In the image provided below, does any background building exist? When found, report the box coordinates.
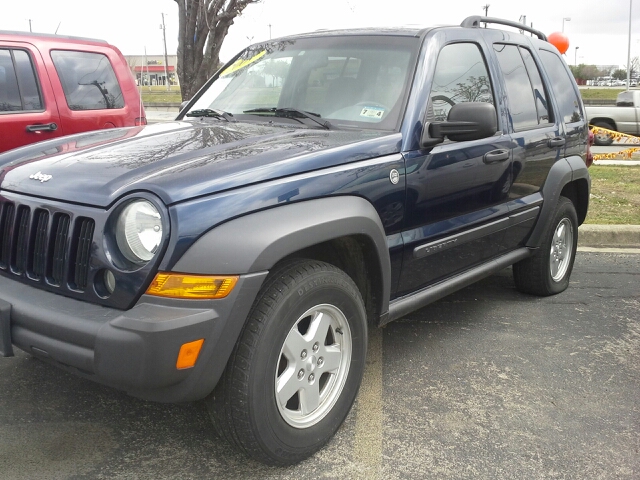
[124,55,178,87]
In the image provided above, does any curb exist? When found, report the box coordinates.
[578,224,640,248]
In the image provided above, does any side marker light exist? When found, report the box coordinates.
[176,339,204,369]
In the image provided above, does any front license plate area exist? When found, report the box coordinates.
[0,299,14,357]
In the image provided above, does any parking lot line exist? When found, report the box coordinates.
[352,325,384,478]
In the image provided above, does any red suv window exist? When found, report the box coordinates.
[51,50,124,110]
[0,49,43,112]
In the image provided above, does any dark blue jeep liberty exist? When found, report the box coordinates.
[0,17,591,465]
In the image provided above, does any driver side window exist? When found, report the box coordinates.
[428,43,494,122]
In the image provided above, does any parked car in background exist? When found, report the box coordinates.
[586,90,640,145]
[0,31,145,153]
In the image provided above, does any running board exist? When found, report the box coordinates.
[384,248,531,325]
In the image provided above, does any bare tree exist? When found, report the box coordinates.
[174,0,260,101]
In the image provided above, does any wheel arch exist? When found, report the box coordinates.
[526,156,590,248]
[560,177,590,225]
[589,117,617,130]
[172,196,392,323]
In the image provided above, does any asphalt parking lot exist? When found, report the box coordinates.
[0,250,638,479]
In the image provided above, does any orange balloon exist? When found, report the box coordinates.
[548,32,570,54]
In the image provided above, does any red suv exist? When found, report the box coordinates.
[0,31,145,153]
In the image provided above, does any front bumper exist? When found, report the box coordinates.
[0,272,267,402]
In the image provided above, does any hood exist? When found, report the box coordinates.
[0,120,401,207]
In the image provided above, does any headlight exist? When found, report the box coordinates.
[115,200,163,263]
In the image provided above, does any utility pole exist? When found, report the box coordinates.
[28,19,32,32]
[626,0,632,91]
[482,4,490,16]
[161,13,170,91]
[518,15,526,34]
[268,24,272,40]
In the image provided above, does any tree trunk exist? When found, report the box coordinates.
[174,0,260,101]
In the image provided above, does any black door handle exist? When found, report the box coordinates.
[547,137,565,147]
[483,149,510,164]
[26,123,58,133]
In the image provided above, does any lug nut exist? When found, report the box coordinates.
[312,342,319,352]
[317,357,324,367]
[298,369,305,380]
[301,349,307,359]
[308,374,315,382]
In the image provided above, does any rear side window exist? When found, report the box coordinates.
[538,49,583,124]
[0,49,43,112]
[493,44,541,131]
[519,47,550,124]
[51,50,124,110]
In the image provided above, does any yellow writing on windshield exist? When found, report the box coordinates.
[220,50,267,77]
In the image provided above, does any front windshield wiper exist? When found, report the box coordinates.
[185,108,235,122]
[243,107,331,130]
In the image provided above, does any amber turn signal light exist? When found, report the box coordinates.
[176,339,204,369]
[146,273,238,299]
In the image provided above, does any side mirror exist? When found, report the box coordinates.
[421,102,497,147]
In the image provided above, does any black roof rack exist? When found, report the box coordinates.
[460,16,547,41]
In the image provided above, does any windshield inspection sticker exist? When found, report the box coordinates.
[360,106,385,119]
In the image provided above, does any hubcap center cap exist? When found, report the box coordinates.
[305,355,317,373]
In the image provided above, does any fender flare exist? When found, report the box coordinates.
[526,156,590,248]
[172,196,392,316]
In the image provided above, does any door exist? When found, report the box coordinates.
[0,46,62,153]
[46,49,129,134]
[398,42,514,295]
[489,43,565,248]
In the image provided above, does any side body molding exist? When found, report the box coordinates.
[172,196,393,317]
[525,156,590,248]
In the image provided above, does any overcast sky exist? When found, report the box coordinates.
[1,0,639,68]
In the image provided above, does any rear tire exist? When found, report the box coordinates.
[513,197,578,296]
[207,260,367,465]
[592,121,615,146]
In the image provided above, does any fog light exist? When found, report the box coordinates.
[104,270,116,294]
[176,339,204,369]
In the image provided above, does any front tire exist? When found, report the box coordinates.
[207,260,367,465]
[513,197,578,296]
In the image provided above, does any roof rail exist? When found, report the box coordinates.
[460,16,547,41]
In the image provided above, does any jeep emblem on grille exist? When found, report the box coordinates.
[29,171,52,183]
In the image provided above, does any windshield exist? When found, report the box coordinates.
[186,35,419,130]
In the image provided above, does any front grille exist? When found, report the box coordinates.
[0,200,95,291]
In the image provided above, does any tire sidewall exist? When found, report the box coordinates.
[246,267,367,462]
[542,198,578,294]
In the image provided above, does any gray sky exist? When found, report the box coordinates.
[1,0,639,68]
